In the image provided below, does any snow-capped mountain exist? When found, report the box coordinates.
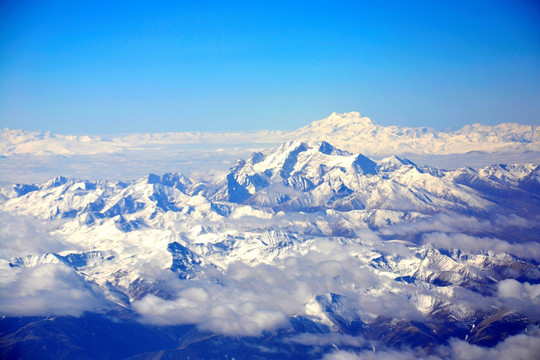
[215,140,539,216]
[1,139,539,359]
[291,111,540,156]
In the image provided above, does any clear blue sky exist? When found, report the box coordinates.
[1,0,539,134]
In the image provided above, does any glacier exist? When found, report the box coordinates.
[1,114,540,359]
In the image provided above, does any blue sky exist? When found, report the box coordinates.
[1,0,539,134]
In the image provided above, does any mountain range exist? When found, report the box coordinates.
[1,113,540,359]
[2,112,539,157]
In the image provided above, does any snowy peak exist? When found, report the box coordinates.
[318,141,336,155]
[214,141,390,207]
[227,140,403,188]
[238,140,353,182]
[144,172,192,193]
[43,176,69,189]
[294,112,378,137]
[314,111,378,130]
[352,154,377,175]
[317,141,351,156]
[222,141,363,190]
[377,155,416,172]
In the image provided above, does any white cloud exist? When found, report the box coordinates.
[445,326,540,360]
[498,279,540,318]
[0,128,287,184]
[0,263,106,317]
[323,348,437,360]
[384,213,490,236]
[383,213,540,261]
[0,128,289,157]
[133,285,290,336]
[323,327,540,360]
[0,211,70,258]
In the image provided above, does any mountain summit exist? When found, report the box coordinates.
[296,111,379,134]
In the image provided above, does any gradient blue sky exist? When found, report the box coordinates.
[1,0,539,134]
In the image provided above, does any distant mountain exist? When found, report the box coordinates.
[291,111,540,156]
[1,112,539,158]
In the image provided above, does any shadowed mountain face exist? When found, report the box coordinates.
[1,140,540,359]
